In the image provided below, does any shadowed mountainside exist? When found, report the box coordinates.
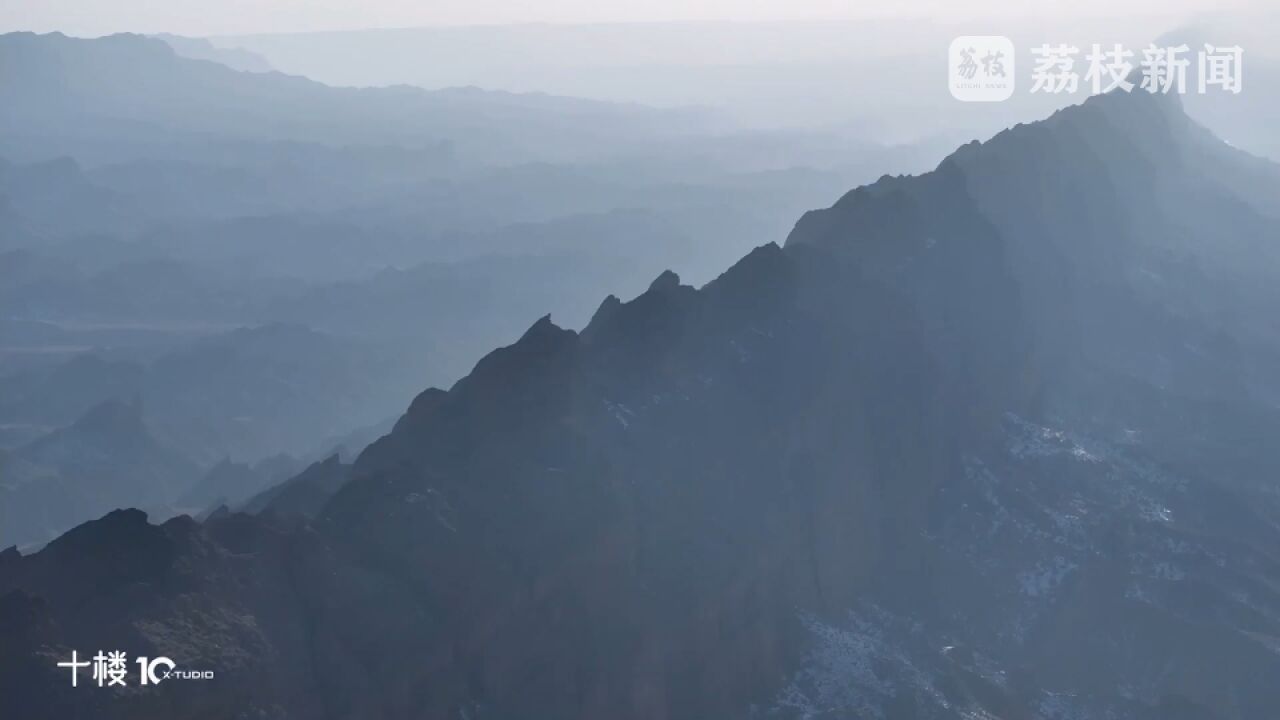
[2,88,1280,719]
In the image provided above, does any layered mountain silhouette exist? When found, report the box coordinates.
[1,34,899,508]
[3,87,1280,719]
[238,453,351,520]
[0,31,709,167]
[0,324,418,464]
[178,453,302,514]
[154,34,275,74]
[0,398,199,550]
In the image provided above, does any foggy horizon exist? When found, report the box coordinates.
[4,0,1274,38]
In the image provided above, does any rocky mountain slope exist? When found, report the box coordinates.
[2,88,1279,719]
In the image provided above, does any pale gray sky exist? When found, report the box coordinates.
[0,0,1266,37]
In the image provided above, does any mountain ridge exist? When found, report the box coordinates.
[4,87,1280,719]
[0,31,713,166]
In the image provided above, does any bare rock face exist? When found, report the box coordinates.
[4,89,1280,719]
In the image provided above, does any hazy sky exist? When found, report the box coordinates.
[0,0,1265,37]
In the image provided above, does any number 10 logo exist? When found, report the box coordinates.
[135,656,176,685]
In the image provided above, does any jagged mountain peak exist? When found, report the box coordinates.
[953,82,1195,168]
[448,311,578,401]
[647,268,682,293]
[516,313,571,345]
[583,294,624,335]
[402,387,450,421]
[790,86,1199,255]
[239,453,350,520]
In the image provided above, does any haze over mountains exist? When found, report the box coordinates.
[0,30,935,547]
[4,48,1280,719]
[205,16,1280,160]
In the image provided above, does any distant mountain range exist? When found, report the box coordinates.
[0,30,930,554]
[0,31,716,167]
[209,17,1280,162]
[153,34,274,74]
[0,322,421,548]
[3,83,1279,719]
[0,397,199,551]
